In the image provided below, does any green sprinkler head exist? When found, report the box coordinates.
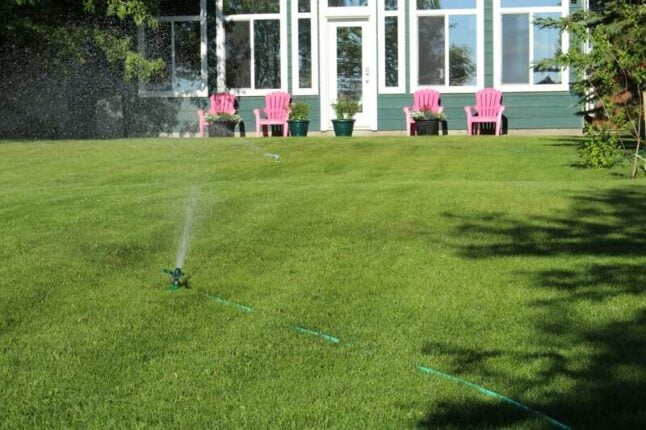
[162,267,187,290]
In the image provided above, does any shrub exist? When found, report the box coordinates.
[289,102,311,121]
[579,124,624,168]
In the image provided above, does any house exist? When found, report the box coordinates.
[136,0,586,136]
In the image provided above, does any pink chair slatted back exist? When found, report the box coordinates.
[264,91,291,121]
[209,92,237,114]
[475,88,502,117]
[413,89,441,113]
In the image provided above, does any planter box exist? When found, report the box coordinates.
[208,121,236,137]
[415,119,440,136]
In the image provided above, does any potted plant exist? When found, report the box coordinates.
[410,106,446,136]
[206,112,241,137]
[287,101,312,137]
[331,97,361,137]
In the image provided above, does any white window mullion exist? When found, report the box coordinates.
[444,15,449,87]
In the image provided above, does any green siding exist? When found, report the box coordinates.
[168,0,583,136]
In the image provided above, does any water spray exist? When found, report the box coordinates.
[162,187,199,290]
[265,153,281,162]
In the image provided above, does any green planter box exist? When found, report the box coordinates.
[208,121,236,137]
[415,119,440,136]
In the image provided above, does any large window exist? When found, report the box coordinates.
[217,0,287,95]
[411,0,483,92]
[291,0,319,95]
[378,0,405,93]
[139,0,207,97]
[494,0,568,90]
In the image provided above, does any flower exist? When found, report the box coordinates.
[411,106,446,121]
[206,112,241,123]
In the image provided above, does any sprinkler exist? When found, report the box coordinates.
[162,267,189,290]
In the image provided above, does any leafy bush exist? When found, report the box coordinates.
[579,124,624,168]
[332,97,361,120]
[288,102,311,120]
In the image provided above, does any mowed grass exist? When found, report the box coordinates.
[1,136,645,429]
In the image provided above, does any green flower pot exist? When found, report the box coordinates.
[288,120,310,137]
[331,119,355,137]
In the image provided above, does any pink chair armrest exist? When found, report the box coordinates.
[464,106,475,119]
[253,108,263,121]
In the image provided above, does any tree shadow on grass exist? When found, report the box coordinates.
[417,187,646,429]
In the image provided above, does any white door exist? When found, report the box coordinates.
[324,19,377,131]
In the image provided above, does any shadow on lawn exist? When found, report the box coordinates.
[418,187,646,429]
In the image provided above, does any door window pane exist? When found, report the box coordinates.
[384,17,399,87]
[225,21,251,88]
[501,14,529,84]
[418,16,445,85]
[533,12,561,84]
[254,20,281,89]
[448,15,477,86]
[298,19,312,88]
[336,26,363,104]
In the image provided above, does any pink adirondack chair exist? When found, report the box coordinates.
[197,92,237,138]
[403,89,443,136]
[253,91,291,137]
[464,88,505,136]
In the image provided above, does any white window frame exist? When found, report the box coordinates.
[291,0,319,95]
[216,0,288,96]
[138,0,208,97]
[378,0,405,93]
[493,0,569,92]
[409,0,484,94]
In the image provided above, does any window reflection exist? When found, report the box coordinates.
[418,16,445,85]
[254,20,281,88]
[328,0,368,7]
[336,26,363,104]
[298,19,312,88]
[384,17,399,87]
[225,21,251,89]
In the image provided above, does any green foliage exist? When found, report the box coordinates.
[535,1,646,174]
[288,101,311,121]
[579,124,624,168]
[332,97,362,120]
[410,105,446,121]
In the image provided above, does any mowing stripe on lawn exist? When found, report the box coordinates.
[417,365,571,430]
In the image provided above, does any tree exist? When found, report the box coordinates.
[535,0,646,176]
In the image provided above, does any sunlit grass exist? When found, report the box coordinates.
[0,136,644,429]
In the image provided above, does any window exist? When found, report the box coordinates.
[217,0,287,95]
[292,0,319,95]
[328,0,368,6]
[139,0,207,97]
[379,0,405,93]
[410,0,483,92]
[494,0,568,90]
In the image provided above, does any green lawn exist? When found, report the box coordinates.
[1,136,645,429]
